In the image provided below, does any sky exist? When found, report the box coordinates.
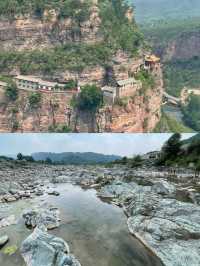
[0,133,195,157]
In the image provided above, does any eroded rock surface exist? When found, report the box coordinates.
[23,207,60,230]
[97,173,200,266]
[21,227,81,266]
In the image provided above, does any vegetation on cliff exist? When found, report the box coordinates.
[0,0,143,75]
[135,68,155,91]
[182,94,200,131]
[153,110,193,133]
[5,82,18,101]
[138,16,200,98]
[163,56,200,97]
[157,133,182,166]
[0,0,91,20]
[157,133,200,169]
[28,92,42,109]
[72,84,103,112]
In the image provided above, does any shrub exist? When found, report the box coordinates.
[28,92,42,108]
[64,80,77,90]
[5,82,18,101]
[75,84,103,112]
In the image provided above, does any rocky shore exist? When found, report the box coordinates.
[0,159,200,266]
[95,168,200,266]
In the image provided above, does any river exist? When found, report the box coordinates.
[0,183,163,266]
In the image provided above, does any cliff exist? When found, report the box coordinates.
[161,30,200,61]
[0,6,101,51]
[0,63,163,133]
[0,0,164,133]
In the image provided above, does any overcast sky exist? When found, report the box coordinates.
[0,133,195,157]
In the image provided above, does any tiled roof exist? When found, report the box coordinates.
[15,75,65,87]
[117,78,136,86]
[145,55,160,63]
[0,81,7,87]
[102,86,116,93]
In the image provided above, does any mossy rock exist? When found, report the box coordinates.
[2,245,18,255]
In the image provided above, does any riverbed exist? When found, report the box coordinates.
[0,183,163,266]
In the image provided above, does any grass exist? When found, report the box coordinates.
[153,112,194,133]
[2,245,18,255]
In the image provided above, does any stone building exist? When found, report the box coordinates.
[14,75,65,91]
[144,55,160,71]
[102,78,141,104]
[142,151,160,160]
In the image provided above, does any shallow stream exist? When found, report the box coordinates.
[0,183,163,266]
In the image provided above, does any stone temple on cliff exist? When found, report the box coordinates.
[102,78,142,104]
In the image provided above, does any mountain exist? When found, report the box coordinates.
[32,152,121,164]
[0,0,164,133]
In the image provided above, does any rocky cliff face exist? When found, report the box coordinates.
[0,7,101,51]
[0,60,163,133]
[155,30,200,61]
[0,88,75,132]
[0,2,164,133]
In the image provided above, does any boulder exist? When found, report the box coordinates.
[3,194,17,202]
[35,190,44,196]
[21,227,81,266]
[152,181,176,196]
[23,208,60,230]
[0,215,17,228]
[47,190,60,196]
[0,235,9,248]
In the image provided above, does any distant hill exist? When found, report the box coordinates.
[132,0,200,23]
[32,152,121,165]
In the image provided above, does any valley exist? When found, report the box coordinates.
[1,133,200,265]
[133,0,200,132]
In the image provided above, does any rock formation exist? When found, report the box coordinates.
[0,1,164,132]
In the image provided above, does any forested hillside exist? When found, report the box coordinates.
[132,0,200,23]
[32,152,121,164]
[0,0,143,75]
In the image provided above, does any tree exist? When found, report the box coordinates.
[28,92,42,108]
[64,80,77,90]
[33,0,45,18]
[24,155,34,162]
[182,95,200,131]
[130,155,143,168]
[75,84,103,112]
[17,153,23,160]
[45,157,52,164]
[158,133,181,165]
[5,82,18,101]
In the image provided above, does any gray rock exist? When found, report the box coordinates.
[35,190,44,196]
[3,194,17,202]
[23,208,60,230]
[0,235,9,248]
[21,227,81,266]
[127,198,200,266]
[47,190,60,196]
[99,177,200,266]
[152,181,176,196]
[0,215,17,228]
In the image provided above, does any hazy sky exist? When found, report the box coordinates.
[0,133,195,157]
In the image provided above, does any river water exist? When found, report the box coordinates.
[0,183,163,266]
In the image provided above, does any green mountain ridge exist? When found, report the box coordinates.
[32,152,121,164]
[132,0,200,23]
